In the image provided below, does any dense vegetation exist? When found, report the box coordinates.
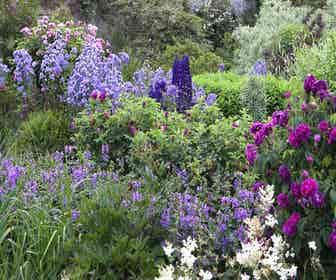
[0,0,336,279]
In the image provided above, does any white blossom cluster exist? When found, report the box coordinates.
[234,185,297,280]
[155,237,213,280]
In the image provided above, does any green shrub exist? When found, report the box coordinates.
[69,182,163,279]
[151,40,223,75]
[293,30,336,90]
[13,110,71,154]
[193,72,291,117]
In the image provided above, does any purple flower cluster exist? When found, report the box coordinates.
[39,35,70,92]
[13,49,35,96]
[245,144,257,165]
[304,74,330,101]
[67,42,127,107]
[288,123,311,148]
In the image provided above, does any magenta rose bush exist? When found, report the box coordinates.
[245,74,336,277]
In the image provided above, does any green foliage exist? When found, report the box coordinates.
[85,0,205,56]
[293,30,336,90]
[0,0,40,60]
[152,39,223,75]
[233,0,309,74]
[68,182,163,279]
[13,110,71,154]
[193,72,290,117]
[241,77,267,121]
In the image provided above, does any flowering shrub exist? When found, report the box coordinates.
[245,74,336,277]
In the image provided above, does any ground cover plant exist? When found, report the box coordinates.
[0,1,336,279]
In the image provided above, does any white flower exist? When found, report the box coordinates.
[265,214,278,228]
[182,236,197,252]
[163,241,175,257]
[155,265,174,280]
[308,241,317,251]
[180,247,197,269]
[199,270,213,280]
[177,276,192,280]
[258,185,275,211]
[241,273,250,280]
[236,240,263,267]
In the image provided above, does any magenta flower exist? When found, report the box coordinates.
[290,182,301,198]
[300,178,319,197]
[90,90,98,100]
[282,212,301,237]
[304,74,317,93]
[312,191,325,208]
[318,120,329,132]
[314,134,321,143]
[245,144,257,165]
[306,155,313,164]
[277,193,289,208]
[312,79,328,94]
[328,232,336,252]
[283,91,291,99]
[328,127,336,144]
[98,91,106,102]
[279,165,291,182]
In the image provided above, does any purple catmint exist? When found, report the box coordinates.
[160,208,170,229]
[71,210,80,221]
[218,63,225,72]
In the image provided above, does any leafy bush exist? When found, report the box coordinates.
[294,30,336,90]
[151,40,223,75]
[13,110,71,154]
[193,72,291,117]
[69,181,164,279]
[233,0,309,74]
[244,75,336,277]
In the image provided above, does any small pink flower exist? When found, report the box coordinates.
[283,91,292,99]
[306,155,314,164]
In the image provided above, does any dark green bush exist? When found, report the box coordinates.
[14,110,71,154]
[193,72,291,117]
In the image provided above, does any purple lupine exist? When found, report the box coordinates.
[279,165,291,182]
[245,144,257,165]
[172,56,193,112]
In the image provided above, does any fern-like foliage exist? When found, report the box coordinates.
[240,76,267,121]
